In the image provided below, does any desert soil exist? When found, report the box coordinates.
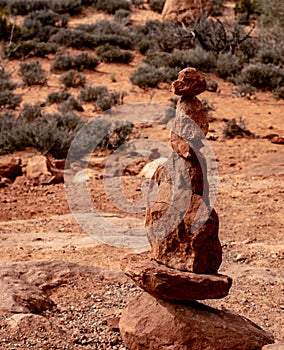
[0,3,283,349]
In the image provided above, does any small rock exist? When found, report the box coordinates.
[171,67,207,96]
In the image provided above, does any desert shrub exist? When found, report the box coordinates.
[7,0,83,15]
[142,48,216,74]
[50,0,82,15]
[50,29,97,49]
[254,0,284,30]
[0,69,18,92]
[96,44,134,63]
[273,86,284,100]
[57,96,84,113]
[76,20,133,50]
[73,52,100,71]
[114,9,130,25]
[216,52,242,78]
[19,103,42,121]
[193,17,254,55]
[234,0,256,22]
[130,64,166,89]
[59,70,86,88]
[0,112,17,154]
[201,98,216,114]
[236,63,284,92]
[3,41,58,59]
[129,20,194,53]
[18,61,47,86]
[79,85,108,103]
[8,0,49,15]
[254,33,284,66]
[211,0,225,16]
[51,54,73,71]
[0,91,22,109]
[93,0,130,14]
[149,0,165,13]
[0,7,15,41]
[223,117,254,139]
[46,91,71,105]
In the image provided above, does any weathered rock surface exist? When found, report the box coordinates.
[171,67,207,97]
[162,0,213,25]
[262,343,284,349]
[0,259,127,313]
[7,313,66,335]
[0,157,22,181]
[173,96,209,138]
[121,252,232,301]
[120,292,274,350]
[0,279,54,313]
[146,187,221,273]
[25,155,54,185]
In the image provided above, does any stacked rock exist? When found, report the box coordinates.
[119,68,274,350]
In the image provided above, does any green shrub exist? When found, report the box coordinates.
[18,61,47,86]
[0,91,22,109]
[216,52,242,78]
[130,64,166,89]
[51,54,73,71]
[0,69,18,91]
[129,20,194,53]
[149,0,165,13]
[4,41,58,59]
[79,85,108,103]
[93,0,131,14]
[211,0,225,16]
[58,96,84,113]
[46,91,71,105]
[59,70,86,88]
[236,63,284,91]
[73,52,100,71]
[223,117,254,139]
[96,44,134,63]
[114,9,130,25]
[76,20,133,50]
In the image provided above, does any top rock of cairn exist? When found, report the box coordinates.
[171,67,207,97]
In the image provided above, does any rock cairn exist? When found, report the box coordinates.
[119,68,274,349]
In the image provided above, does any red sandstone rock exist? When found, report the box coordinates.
[171,68,207,97]
[146,181,221,273]
[121,252,231,301]
[0,157,22,181]
[119,292,274,350]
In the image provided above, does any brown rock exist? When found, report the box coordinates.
[262,343,284,349]
[0,279,54,313]
[0,157,22,181]
[146,175,221,273]
[121,252,232,301]
[171,68,207,97]
[162,0,213,25]
[7,313,66,335]
[173,96,209,137]
[271,136,284,144]
[25,155,54,185]
[119,292,274,350]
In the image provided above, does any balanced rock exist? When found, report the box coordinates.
[120,292,274,350]
[171,67,207,97]
[121,252,232,301]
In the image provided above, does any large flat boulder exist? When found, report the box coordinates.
[120,292,274,350]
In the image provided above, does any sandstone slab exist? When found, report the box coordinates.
[121,252,232,301]
[119,292,274,350]
[262,342,284,349]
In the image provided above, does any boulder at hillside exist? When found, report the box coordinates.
[0,157,22,181]
[162,0,213,24]
[120,292,274,350]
